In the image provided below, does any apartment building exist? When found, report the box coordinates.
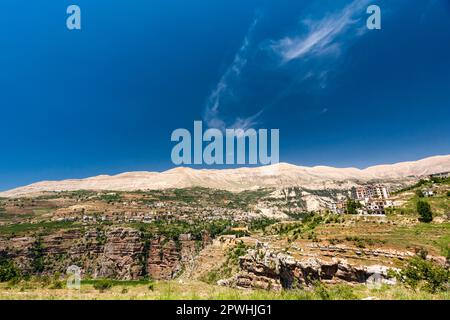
[354,184,390,201]
[352,184,392,215]
[429,171,450,179]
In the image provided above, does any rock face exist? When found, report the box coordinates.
[0,227,209,280]
[146,235,201,280]
[219,243,396,291]
[98,228,144,279]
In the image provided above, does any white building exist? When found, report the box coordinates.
[355,184,390,201]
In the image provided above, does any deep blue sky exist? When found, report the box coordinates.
[0,0,449,191]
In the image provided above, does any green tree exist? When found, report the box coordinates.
[31,236,45,273]
[0,258,21,282]
[417,200,433,223]
[391,252,449,293]
[346,199,361,215]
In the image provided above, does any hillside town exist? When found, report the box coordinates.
[329,171,450,216]
[329,184,393,215]
[0,167,449,300]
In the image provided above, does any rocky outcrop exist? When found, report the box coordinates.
[98,228,144,280]
[0,227,209,280]
[307,243,415,260]
[146,234,202,279]
[218,243,396,291]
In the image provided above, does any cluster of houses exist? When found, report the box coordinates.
[329,170,450,216]
[51,198,256,225]
[330,184,393,215]
[414,171,449,198]
[354,184,394,215]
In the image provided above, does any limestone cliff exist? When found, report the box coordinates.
[0,227,210,280]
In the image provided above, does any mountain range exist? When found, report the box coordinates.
[1,155,449,197]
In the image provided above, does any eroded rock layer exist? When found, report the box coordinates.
[0,227,210,280]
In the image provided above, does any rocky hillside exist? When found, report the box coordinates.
[218,242,397,291]
[1,155,449,197]
[0,227,210,281]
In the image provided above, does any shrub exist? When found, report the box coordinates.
[446,191,450,197]
[93,279,114,292]
[417,200,433,223]
[415,189,424,198]
[313,282,330,300]
[391,252,449,293]
[346,199,361,215]
[31,237,45,273]
[392,179,428,195]
[329,284,358,300]
[201,269,222,285]
[0,258,21,282]
[49,280,64,289]
[39,275,52,287]
[249,218,279,231]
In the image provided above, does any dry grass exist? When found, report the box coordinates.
[0,280,448,300]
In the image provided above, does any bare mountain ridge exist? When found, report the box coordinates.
[1,155,449,197]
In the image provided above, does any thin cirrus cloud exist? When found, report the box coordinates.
[203,0,372,131]
[271,0,370,63]
[203,18,261,131]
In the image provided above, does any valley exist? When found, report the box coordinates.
[0,173,449,300]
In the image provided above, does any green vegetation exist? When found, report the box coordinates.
[227,241,249,264]
[345,198,361,215]
[390,223,450,258]
[31,236,45,273]
[390,191,449,217]
[134,187,273,210]
[82,279,154,287]
[392,179,429,195]
[49,280,65,289]
[389,177,449,217]
[0,185,448,300]
[344,236,386,248]
[98,193,122,203]
[0,258,21,282]
[222,229,249,237]
[0,280,448,300]
[0,220,78,236]
[93,279,114,292]
[265,212,336,242]
[57,190,96,200]
[390,251,450,293]
[139,232,152,278]
[90,279,157,293]
[202,241,249,285]
[417,200,433,223]
[134,219,235,242]
[429,176,450,184]
[249,218,279,231]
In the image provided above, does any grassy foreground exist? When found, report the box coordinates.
[0,280,448,300]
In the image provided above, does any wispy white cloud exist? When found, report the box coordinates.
[204,1,372,129]
[203,19,260,131]
[271,0,370,63]
[230,109,263,130]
